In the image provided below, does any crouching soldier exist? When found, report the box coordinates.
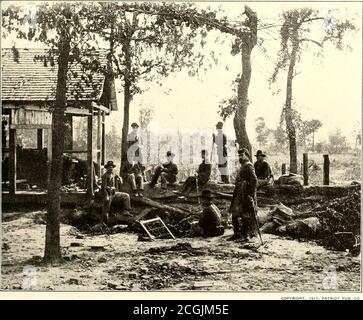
[120,157,144,197]
[101,161,132,223]
[149,151,178,189]
[180,149,211,196]
[229,148,257,242]
[191,190,224,237]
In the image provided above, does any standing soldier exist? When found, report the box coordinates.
[212,121,230,183]
[228,148,257,242]
[127,122,145,179]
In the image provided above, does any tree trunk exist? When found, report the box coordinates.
[284,40,299,174]
[312,131,315,152]
[44,31,70,264]
[120,39,132,171]
[234,48,252,156]
[233,6,257,158]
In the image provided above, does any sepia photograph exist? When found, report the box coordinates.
[0,0,362,296]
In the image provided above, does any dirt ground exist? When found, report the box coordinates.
[1,210,360,292]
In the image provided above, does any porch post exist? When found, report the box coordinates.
[87,108,94,202]
[9,127,16,195]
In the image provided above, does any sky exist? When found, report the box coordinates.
[2,1,362,146]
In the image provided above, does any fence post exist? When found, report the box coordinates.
[323,154,330,185]
[281,163,286,175]
[303,153,308,186]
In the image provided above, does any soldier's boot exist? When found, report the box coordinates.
[228,217,241,241]
[240,218,251,242]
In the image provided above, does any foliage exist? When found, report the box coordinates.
[328,128,349,154]
[254,117,270,148]
[270,8,356,84]
[139,106,155,129]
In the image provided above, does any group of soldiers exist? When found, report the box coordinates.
[98,121,273,243]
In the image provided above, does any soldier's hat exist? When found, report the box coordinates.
[104,160,116,168]
[201,149,208,155]
[201,189,213,200]
[255,150,266,157]
[166,151,175,157]
[131,122,139,128]
[216,121,224,129]
[238,148,250,158]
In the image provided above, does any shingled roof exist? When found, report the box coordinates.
[1,48,113,105]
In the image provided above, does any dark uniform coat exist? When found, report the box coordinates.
[199,204,224,237]
[197,161,211,185]
[254,160,272,179]
[229,160,257,218]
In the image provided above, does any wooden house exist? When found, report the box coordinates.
[1,47,117,204]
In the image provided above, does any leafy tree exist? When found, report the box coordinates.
[217,6,258,155]
[304,119,322,151]
[270,8,355,172]
[328,128,349,154]
[272,124,288,150]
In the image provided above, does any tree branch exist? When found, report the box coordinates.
[301,38,323,47]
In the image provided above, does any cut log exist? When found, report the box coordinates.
[130,196,192,216]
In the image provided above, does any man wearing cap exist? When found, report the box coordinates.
[254,150,273,188]
[229,148,258,241]
[190,190,225,237]
[120,157,144,197]
[127,122,145,178]
[179,149,211,196]
[212,121,230,184]
[149,151,178,189]
[101,160,132,223]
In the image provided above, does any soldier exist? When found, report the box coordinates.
[228,148,257,242]
[254,150,273,188]
[190,190,225,237]
[120,157,144,197]
[127,122,145,180]
[149,151,178,189]
[101,160,132,223]
[212,121,230,183]
[179,149,211,196]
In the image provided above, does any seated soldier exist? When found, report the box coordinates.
[101,160,132,223]
[254,150,273,188]
[120,157,144,197]
[191,190,224,237]
[179,149,211,196]
[149,151,178,189]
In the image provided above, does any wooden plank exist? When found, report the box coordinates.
[303,153,308,186]
[63,150,88,154]
[10,124,52,129]
[97,110,101,178]
[1,191,87,205]
[9,128,16,195]
[101,112,105,165]
[64,114,73,150]
[86,110,94,202]
[91,102,111,115]
[281,163,286,175]
[37,128,44,150]
[65,107,92,116]
[323,154,330,186]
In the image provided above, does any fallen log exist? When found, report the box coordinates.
[130,196,193,216]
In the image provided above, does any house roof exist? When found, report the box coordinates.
[1,48,113,106]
